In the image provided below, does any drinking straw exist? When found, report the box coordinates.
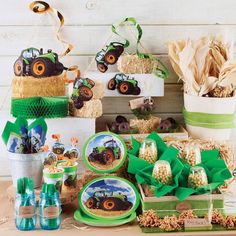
[16,177,35,230]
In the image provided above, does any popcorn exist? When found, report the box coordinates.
[159,215,181,232]
[139,210,160,227]
[139,138,158,164]
[152,160,172,185]
[188,166,208,189]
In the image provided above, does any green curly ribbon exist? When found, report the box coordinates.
[183,108,235,129]
[112,17,169,79]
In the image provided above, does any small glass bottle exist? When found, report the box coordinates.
[188,166,208,189]
[39,184,62,230]
[182,144,201,166]
[139,138,158,164]
[152,160,172,185]
[15,193,36,231]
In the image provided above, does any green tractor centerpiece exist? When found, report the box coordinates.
[108,73,141,95]
[95,42,124,73]
[71,77,95,109]
[14,47,66,78]
[88,139,121,165]
[85,190,133,211]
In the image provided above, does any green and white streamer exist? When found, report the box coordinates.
[112,17,169,79]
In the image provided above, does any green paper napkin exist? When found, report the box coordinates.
[175,149,232,200]
[128,132,232,200]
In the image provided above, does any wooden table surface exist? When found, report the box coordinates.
[1,180,236,236]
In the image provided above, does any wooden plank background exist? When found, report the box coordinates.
[0,0,236,176]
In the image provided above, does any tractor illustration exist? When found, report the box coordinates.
[88,139,121,165]
[14,47,66,78]
[85,190,133,211]
[108,73,141,95]
[71,77,95,109]
[95,42,124,73]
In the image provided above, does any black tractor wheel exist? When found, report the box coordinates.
[122,201,133,211]
[102,148,115,165]
[74,99,84,109]
[79,86,93,101]
[115,45,124,55]
[88,153,96,162]
[54,62,64,75]
[132,86,141,95]
[85,197,97,209]
[97,63,108,73]
[14,58,24,76]
[31,58,54,78]
[107,78,117,90]
[117,81,133,95]
[104,50,118,65]
[101,197,119,211]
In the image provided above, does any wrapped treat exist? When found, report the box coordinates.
[41,145,57,167]
[182,144,201,166]
[139,138,158,164]
[188,166,208,189]
[52,134,65,160]
[63,137,80,162]
[152,160,172,185]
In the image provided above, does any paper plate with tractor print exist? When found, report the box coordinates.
[79,176,140,220]
[83,132,127,173]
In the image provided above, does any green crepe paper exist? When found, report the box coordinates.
[175,149,232,200]
[128,146,184,197]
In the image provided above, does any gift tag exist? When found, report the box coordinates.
[82,132,127,173]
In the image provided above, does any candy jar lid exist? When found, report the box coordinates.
[182,143,201,166]
[152,160,172,185]
[139,138,158,164]
[188,166,208,189]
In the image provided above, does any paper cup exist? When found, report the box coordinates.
[43,168,64,193]
[57,162,78,191]
[183,93,236,140]
[8,152,43,188]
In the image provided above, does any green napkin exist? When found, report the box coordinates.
[176,149,232,200]
[128,138,184,197]
[128,132,232,200]
[129,131,167,157]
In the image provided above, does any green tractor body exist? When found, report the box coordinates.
[88,139,121,165]
[85,190,133,211]
[107,73,141,95]
[95,42,124,73]
[14,47,66,78]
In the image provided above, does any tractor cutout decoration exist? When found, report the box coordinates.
[108,73,141,95]
[88,139,121,165]
[71,77,95,109]
[14,48,66,78]
[85,190,133,211]
[95,42,124,73]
